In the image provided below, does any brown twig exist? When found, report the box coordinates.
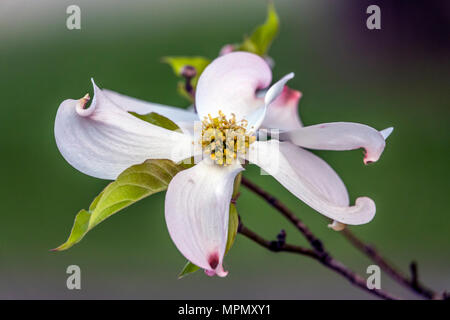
[342,228,440,299]
[238,221,399,300]
[241,177,324,252]
[241,176,444,300]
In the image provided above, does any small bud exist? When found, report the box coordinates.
[277,229,286,243]
[269,229,286,251]
[181,65,197,79]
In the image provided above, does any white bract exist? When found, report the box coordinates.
[55,52,393,277]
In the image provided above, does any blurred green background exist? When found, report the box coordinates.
[0,0,449,299]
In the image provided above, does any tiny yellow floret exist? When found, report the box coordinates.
[201,110,256,166]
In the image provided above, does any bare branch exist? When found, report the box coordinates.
[238,220,399,300]
[238,222,317,258]
[240,175,445,299]
[342,228,441,299]
[241,177,324,252]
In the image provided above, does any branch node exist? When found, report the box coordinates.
[269,229,286,252]
[311,239,325,253]
[267,196,277,206]
[269,229,287,252]
[269,240,281,252]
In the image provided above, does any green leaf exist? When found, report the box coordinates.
[51,209,90,251]
[177,203,240,279]
[129,112,180,131]
[53,160,185,251]
[239,1,279,56]
[163,56,210,87]
[225,203,239,254]
[54,113,188,252]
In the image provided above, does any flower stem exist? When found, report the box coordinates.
[181,65,196,98]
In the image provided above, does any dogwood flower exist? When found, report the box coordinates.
[55,52,392,277]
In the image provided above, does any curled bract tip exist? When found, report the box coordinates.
[207,252,228,277]
[204,268,228,277]
[75,93,91,116]
[75,79,101,117]
[204,264,229,278]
